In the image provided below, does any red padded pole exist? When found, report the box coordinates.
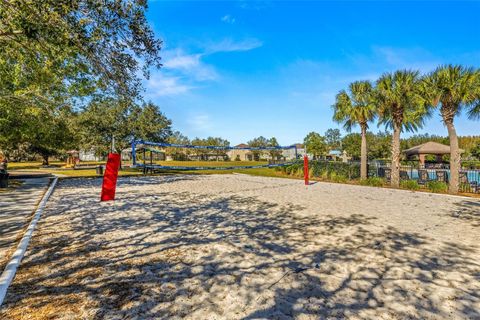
[101,153,121,201]
[304,155,309,186]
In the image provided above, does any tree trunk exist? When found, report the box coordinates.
[390,123,401,188]
[446,121,460,193]
[42,154,49,166]
[360,124,368,180]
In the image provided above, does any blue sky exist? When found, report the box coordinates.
[144,0,480,145]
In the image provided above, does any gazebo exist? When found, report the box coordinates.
[403,141,463,165]
[121,144,166,162]
[66,150,80,166]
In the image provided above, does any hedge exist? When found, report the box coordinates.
[280,160,361,180]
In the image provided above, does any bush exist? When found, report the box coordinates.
[331,174,348,183]
[282,160,361,184]
[321,170,329,180]
[359,177,384,187]
[400,180,420,190]
[295,167,304,177]
[426,181,448,193]
[461,160,480,169]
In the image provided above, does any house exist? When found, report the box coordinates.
[227,144,253,161]
[79,150,102,161]
[282,143,305,160]
[326,150,342,161]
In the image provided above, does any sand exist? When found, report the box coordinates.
[1,174,479,319]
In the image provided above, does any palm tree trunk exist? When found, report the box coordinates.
[360,124,368,179]
[446,121,460,193]
[390,123,401,187]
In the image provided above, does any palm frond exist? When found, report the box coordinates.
[332,80,376,133]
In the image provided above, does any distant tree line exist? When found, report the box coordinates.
[303,129,480,162]
[165,134,283,161]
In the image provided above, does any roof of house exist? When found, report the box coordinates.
[403,141,464,156]
[294,143,304,148]
[235,143,249,148]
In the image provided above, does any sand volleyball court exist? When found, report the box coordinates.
[1,174,479,319]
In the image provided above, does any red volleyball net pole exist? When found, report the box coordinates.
[101,153,121,201]
[303,155,309,186]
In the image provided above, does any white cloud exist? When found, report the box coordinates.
[163,51,202,69]
[187,113,212,131]
[145,74,193,97]
[205,38,263,54]
[221,14,236,24]
[145,38,263,98]
[163,49,218,81]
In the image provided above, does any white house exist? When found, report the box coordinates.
[282,143,307,160]
[79,150,101,161]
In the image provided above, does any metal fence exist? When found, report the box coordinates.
[369,162,480,194]
[295,160,480,194]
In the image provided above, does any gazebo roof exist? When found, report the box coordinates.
[403,141,463,156]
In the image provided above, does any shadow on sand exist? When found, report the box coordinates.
[1,176,479,319]
[452,200,480,227]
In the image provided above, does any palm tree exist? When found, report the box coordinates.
[333,81,376,179]
[423,65,480,193]
[376,70,429,187]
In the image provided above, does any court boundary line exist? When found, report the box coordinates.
[0,177,58,307]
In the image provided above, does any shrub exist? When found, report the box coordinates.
[331,174,348,183]
[400,180,420,190]
[282,160,361,181]
[461,160,480,169]
[321,170,329,180]
[359,177,384,187]
[426,181,448,193]
[309,160,360,179]
[295,167,304,177]
[330,171,337,180]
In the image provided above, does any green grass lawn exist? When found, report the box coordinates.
[134,160,286,178]
[144,160,268,167]
[139,160,298,178]
[40,168,143,177]
[8,161,63,170]
[6,160,293,179]
[8,161,106,170]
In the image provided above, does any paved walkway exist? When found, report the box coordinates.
[0,178,50,271]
